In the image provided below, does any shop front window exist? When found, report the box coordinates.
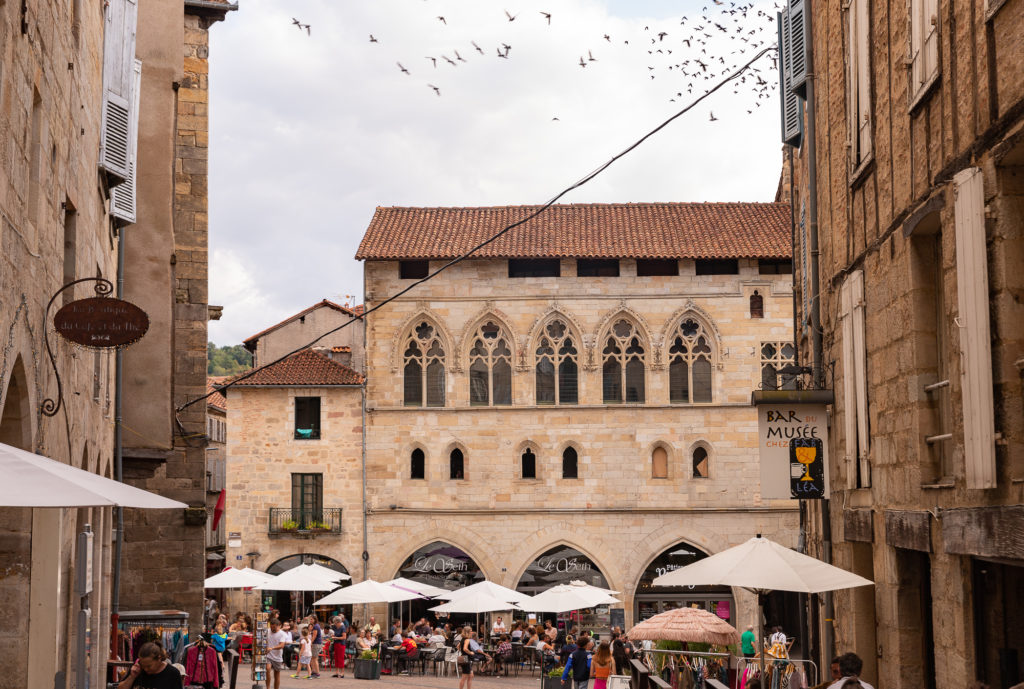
[634,542,733,626]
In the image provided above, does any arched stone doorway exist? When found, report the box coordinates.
[634,542,735,626]
[393,541,485,628]
[265,553,350,622]
[516,545,611,634]
[0,356,32,450]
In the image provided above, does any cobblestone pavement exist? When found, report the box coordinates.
[238,665,545,689]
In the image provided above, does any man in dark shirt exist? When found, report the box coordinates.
[118,642,182,689]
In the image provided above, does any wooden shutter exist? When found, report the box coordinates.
[100,0,137,183]
[788,0,809,97]
[840,276,858,489]
[910,0,939,97]
[855,0,872,160]
[953,168,996,489]
[111,59,141,226]
[922,0,939,83]
[778,11,803,146]
[850,270,870,487]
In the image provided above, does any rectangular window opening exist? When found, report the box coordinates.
[576,259,620,277]
[758,259,793,274]
[291,473,323,529]
[695,259,739,275]
[636,259,679,277]
[294,396,321,439]
[399,260,430,280]
[509,259,560,278]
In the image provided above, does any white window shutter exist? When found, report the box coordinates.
[778,10,803,146]
[953,167,996,489]
[111,59,141,226]
[922,0,939,82]
[100,0,137,183]
[850,270,870,487]
[840,277,858,489]
[855,0,872,160]
[788,0,809,97]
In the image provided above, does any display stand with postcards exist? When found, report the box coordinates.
[251,612,268,688]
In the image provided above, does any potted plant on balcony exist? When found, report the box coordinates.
[280,519,299,532]
[307,520,331,533]
[544,666,565,689]
[354,648,381,680]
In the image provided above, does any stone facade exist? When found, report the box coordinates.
[0,1,118,687]
[244,300,366,373]
[120,0,234,634]
[360,252,801,628]
[223,382,365,614]
[786,0,1024,683]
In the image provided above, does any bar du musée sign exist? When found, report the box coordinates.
[757,404,830,499]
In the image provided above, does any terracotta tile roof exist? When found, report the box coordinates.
[228,348,364,387]
[207,377,229,410]
[243,299,361,348]
[331,346,352,353]
[355,202,792,261]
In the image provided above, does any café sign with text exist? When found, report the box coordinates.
[752,390,833,500]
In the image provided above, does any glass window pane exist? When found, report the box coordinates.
[492,359,512,405]
[670,359,689,403]
[404,361,422,406]
[425,361,445,407]
[603,359,622,403]
[625,359,645,403]
[558,359,578,404]
[536,359,555,405]
[469,360,489,406]
[692,358,712,402]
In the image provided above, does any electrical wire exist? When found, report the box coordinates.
[176,44,777,417]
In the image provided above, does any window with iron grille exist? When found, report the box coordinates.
[294,397,321,439]
[760,342,797,391]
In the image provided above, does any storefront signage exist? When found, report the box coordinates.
[54,297,149,348]
[757,403,830,499]
[413,555,469,574]
[536,556,592,574]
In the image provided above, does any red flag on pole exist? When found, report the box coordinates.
[212,489,225,531]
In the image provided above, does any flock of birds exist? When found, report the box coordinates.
[290,4,782,121]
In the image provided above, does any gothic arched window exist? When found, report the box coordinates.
[602,319,645,404]
[535,319,578,405]
[411,448,425,480]
[562,447,578,479]
[669,319,714,403]
[469,321,512,406]
[450,448,464,480]
[521,448,537,479]
[403,321,446,407]
[652,446,668,479]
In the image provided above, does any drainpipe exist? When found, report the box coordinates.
[361,269,369,622]
[803,1,834,664]
[110,226,125,656]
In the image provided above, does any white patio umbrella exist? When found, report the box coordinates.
[0,441,188,508]
[313,579,424,606]
[204,567,273,589]
[295,563,351,582]
[440,580,531,604]
[652,535,874,683]
[523,585,621,613]
[431,591,522,637]
[384,577,451,598]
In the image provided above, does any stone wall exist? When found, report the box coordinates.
[250,304,366,373]
[0,2,116,687]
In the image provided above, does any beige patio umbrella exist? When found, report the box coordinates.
[627,606,740,647]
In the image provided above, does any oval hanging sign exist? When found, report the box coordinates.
[54,297,150,348]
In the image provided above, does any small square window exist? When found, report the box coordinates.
[509,259,560,278]
[636,259,679,276]
[695,259,739,275]
[399,260,430,279]
[294,397,321,439]
[576,259,620,277]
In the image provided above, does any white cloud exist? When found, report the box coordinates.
[208,0,785,343]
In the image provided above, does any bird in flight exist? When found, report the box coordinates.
[442,54,457,66]
[709,111,718,121]
[501,43,512,56]
[578,56,587,68]
[471,40,484,54]
[552,117,560,121]
[396,62,409,74]
[540,11,551,24]
[425,56,437,67]
[454,50,467,62]
[300,24,311,35]
[587,49,597,61]
[658,31,668,40]
[437,15,446,24]
[291,17,301,26]
[603,34,611,42]
[428,84,441,96]
[369,34,378,42]
[497,47,509,58]
[505,9,518,21]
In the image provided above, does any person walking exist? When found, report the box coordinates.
[308,614,324,678]
[611,631,629,675]
[741,625,757,659]
[561,634,591,689]
[590,641,615,689]
[264,618,291,689]
[293,627,313,679]
[458,626,476,689]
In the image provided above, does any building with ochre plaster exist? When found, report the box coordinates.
[355,202,802,630]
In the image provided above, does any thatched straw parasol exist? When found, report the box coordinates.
[627,607,740,646]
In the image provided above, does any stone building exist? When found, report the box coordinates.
[779,0,1024,682]
[118,0,235,631]
[222,347,365,618]
[206,377,228,585]
[0,0,132,686]
[355,203,802,630]
[243,299,366,372]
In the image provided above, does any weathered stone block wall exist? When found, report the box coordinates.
[251,305,366,373]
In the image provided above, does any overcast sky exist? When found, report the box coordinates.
[207,0,785,346]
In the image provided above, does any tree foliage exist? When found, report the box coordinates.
[208,342,252,376]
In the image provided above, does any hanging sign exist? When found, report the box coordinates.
[54,297,149,348]
[757,403,829,499]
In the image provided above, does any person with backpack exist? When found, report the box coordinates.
[561,634,591,689]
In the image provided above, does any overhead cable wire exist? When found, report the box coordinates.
[176,44,776,415]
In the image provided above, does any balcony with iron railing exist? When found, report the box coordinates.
[268,508,342,536]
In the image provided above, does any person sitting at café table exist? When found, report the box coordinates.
[357,629,374,652]
[536,632,557,671]
[491,617,507,636]
[428,627,447,647]
[467,631,494,675]
[543,620,556,639]
[510,621,524,641]
[390,632,419,674]
[523,627,539,648]
[415,618,432,637]
[495,634,513,664]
